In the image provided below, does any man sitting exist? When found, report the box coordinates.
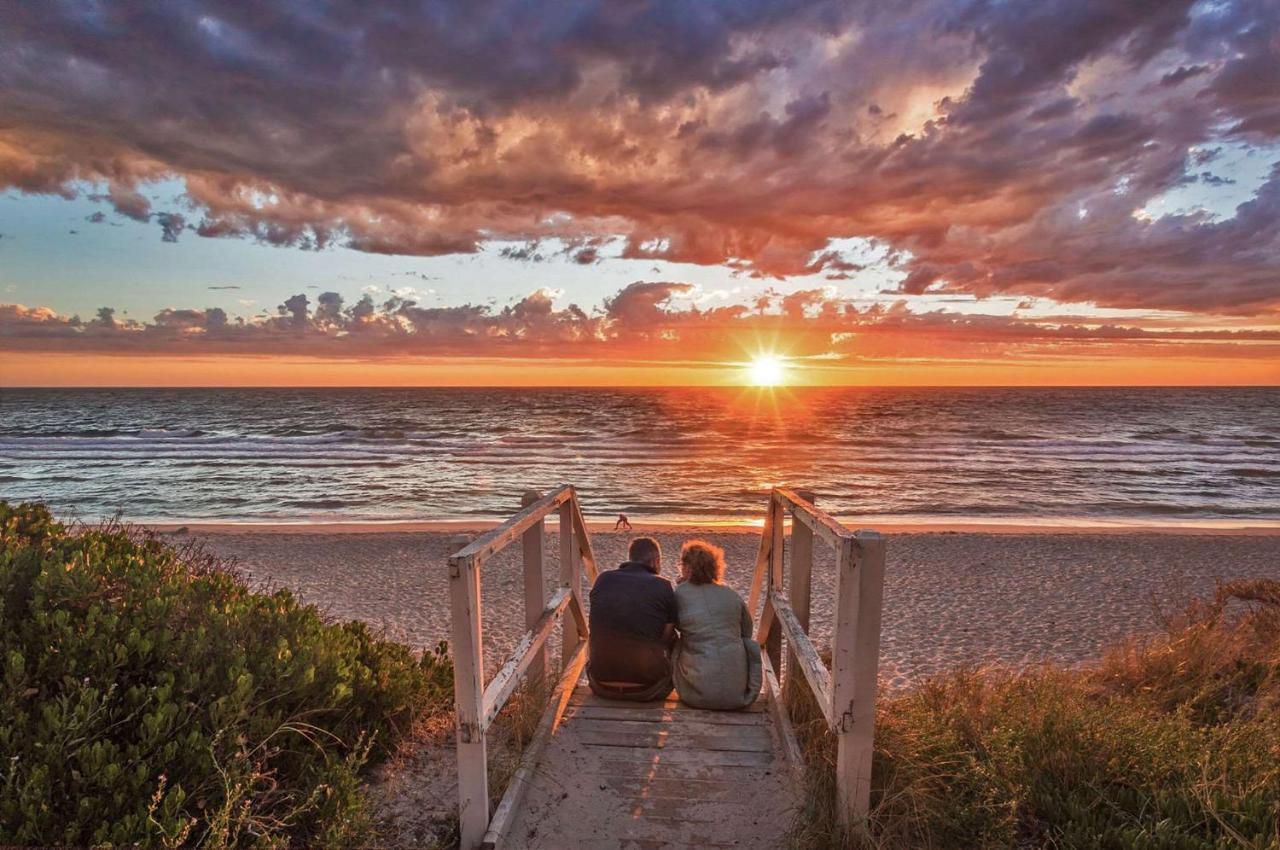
[587,536,677,701]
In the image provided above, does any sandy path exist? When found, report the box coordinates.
[194,528,1280,689]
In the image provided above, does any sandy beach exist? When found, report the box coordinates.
[185,524,1280,691]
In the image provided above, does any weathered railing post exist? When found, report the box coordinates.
[449,549,488,848]
[521,490,548,688]
[784,489,815,703]
[559,495,582,668]
[831,530,886,824]
[765,492,786,675]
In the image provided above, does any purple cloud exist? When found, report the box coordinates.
[0,0,1276,315]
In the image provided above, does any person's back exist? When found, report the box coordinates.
[587,536,677,701]
[672,540,761,710]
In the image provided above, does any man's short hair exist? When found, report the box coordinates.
[628,536,661,566]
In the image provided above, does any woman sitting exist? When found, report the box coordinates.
[671,540,762,710]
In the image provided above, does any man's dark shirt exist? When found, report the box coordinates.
[588,561,677,685]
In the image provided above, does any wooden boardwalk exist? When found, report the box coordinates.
[448,486,884,849]
[503,683,796,850]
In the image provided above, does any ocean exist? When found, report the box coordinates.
[1,387,1277,526]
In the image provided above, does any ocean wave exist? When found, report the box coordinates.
[279,498,361,509]
[1229,467,1280,478]
[6,387,1279,523]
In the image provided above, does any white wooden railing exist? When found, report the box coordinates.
[449,485,883,845]
[448,485,598,849]
[749,487,886,824]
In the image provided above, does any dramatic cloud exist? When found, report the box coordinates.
[0,0,1277,316]
[3,286,1278,369]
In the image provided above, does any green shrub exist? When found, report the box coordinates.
[790,580,1280,849]
[0,501,453,847]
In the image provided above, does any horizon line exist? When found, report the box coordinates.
[5,383,1280,391]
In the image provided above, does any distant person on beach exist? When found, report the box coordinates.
[614,513,633,531]
[587,536,677,701]
[671,540,761,709]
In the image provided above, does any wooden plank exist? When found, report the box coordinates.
[761,650,805,781]
[481,641,587,850]
[569,489,600,583]
[450,485,572,567]
[562,705,765,726]
[568,684,759,707]
[568,716,775,741]
[566,590,588,640]
[481,587,571,730]
[573,724,775,753]
[754,591,776,649]
[602,794,765,819]
[578,759,779,781]
[838,530,885,823]
[584,747,776,768]
[449,554,488,849]
[570,689,766,713]
[550,822,763,849]
[559,502,582,668]
[594,775,760,802]
[830,532,883,824]
[830,534,860,826]
[789,488,816,633]
[785,488,815,707]
[765,495,785,674]
[774,487,851,548]
[521,490,549,690]
[770,590,833,727]
[554,841,744,850]
[575,730,774,753]
[746,494,774,616]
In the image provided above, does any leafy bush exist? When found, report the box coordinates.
[790,580,1280,849]
[0,501,453,847]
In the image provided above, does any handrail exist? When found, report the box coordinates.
[747,494,781,616]
[774,487,854,547]
[750,487,885,827]
[450,485,574,567]
[569,493,600,583]
[768,589,833,726]
[481,587,574,730]
[449,485,594,849]
[451,483,884,844]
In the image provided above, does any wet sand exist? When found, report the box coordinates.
[188,525,1280,690]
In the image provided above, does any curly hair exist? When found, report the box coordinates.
[681,539,725,585]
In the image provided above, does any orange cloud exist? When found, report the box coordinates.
[0,0,1276,316]
[4,285,1279,386]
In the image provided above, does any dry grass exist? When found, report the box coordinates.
[788,580,1280,850]
[363,653,555,849]
[488,672,553,806]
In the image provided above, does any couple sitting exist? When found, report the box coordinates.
[587,536,762,709]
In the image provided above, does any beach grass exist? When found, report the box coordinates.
[787,580,1280,849]
[0,501,453,848]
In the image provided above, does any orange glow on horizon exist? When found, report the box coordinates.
[745,354,788,386]
[3,351,1278,387]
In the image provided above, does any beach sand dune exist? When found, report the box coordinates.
[195,528,1280,690]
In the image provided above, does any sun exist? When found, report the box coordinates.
[746,354,787,386]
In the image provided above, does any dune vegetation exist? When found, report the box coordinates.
[789,579,1280,849]
[0,501,452,848]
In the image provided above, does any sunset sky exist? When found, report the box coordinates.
[1,1,1278,386]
